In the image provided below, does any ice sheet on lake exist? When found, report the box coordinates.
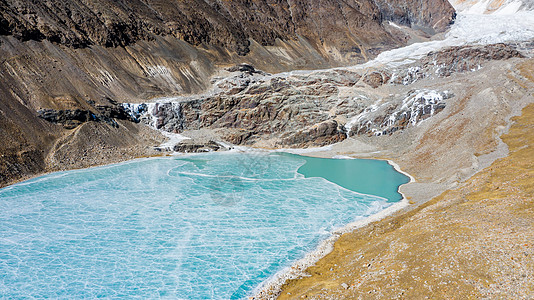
[0,153,402,299]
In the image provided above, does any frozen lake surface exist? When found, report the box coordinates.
[0,152,409,299]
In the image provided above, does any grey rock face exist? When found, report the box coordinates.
[390,43,525,85]
[142,67,364,147]
[124,65,450,147]
[424,43,525,77]
[280,119,347,147]
[373,0,456,32]
[173,140,224,153]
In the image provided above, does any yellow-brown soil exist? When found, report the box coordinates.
[278,104,534,299]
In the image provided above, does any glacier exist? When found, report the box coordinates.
[355,0,534,68]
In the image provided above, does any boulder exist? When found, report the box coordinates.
[280,120,346,147]
[363,71,392,88]
[173,140,224,153]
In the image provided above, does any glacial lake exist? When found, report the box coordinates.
[0,152,409,299]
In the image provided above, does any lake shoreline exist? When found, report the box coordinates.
[251,158,414,299]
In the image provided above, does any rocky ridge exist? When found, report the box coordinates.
[118,43,524,151]
[37,99,136,129]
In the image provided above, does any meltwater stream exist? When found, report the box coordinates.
[0,153,409,299]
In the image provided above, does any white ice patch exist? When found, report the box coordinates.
[121,101,190,150]
[494,1,524,14]
[120,103,148,122]
[345,90,449,136]
[450,0,531,14]
[332,155,355,159]
[344,101,381,132]
[400,90,447,126]
[273,145,334,154]
[96,70,115,87]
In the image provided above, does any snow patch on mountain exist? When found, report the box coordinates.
[353,0,534,68]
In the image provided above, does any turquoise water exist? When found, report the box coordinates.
[0,152,409,299]
[291,153,409,202]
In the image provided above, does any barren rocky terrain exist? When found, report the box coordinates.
[0,0,455,187]
[126,43,523,151]
[104,41,533,299]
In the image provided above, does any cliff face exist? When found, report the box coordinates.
[0,0,456,186]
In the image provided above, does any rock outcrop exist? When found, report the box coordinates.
[173,140,225,153]
[423,43,524,76]
[125,67,364,147]
[348,90,451,136]
[119,43,526,151]
[389,43,525,85]
[37,100,135,129]
[281,119,347,147]
[363,71,392,88]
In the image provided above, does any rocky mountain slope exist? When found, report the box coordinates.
[247,48,534,299]
[251,0,534,296]
[0,0,456,187]
[0,0,454,55]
